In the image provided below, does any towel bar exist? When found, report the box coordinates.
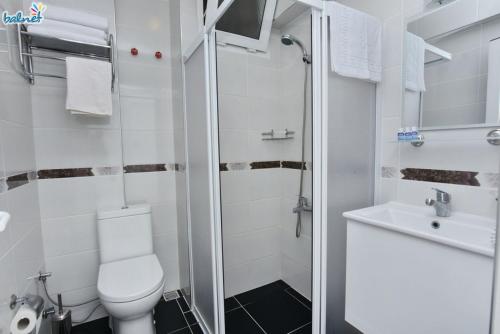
[16,24,115,91]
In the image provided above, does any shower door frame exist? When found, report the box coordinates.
[183,1,328,333]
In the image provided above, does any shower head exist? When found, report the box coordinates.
[281,34,311,64]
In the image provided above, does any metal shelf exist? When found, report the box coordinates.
[17,24,115,91]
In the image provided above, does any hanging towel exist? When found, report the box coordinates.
[65,57,112,116]
[326,2,382,82]
[405,32,426,92]
[44,6,109,32]
[27,24,108,46]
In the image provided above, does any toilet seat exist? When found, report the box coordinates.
[98,254,164,303]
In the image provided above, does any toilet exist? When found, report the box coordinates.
[96,204,165,334]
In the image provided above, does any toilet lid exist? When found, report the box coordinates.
[98,254,164,303]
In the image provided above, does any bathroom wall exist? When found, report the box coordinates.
[218,30,284,298]
[218,12,313,299]
[0,0,46,332]
[26,0,182,322]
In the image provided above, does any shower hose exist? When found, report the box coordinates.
[296,60,310,238]
[41,279,101,324]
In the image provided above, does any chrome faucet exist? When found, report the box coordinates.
[293,196,312,214]
[425,188,451,217]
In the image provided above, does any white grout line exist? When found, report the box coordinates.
[287,322,312,334]
[283,288,312,311]
[234,298,268,334]
[176,299,194,334]
[224,297,242,313]
[169,325,192,334]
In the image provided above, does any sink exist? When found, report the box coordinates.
[343,202,495,334]
[343,201,496,257]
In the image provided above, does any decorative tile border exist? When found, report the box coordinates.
[250,161,281,169]
[0,161,311,195]
[281,161,306,170]
[0,178,6,193]
[220,161,311,172]
[93,166,123,176]
[124,164,167,174]
[401,168,480,186]
[7,172,30,190]
[381,166,399,179]
[381,166,499,188]
[38,168,93,179]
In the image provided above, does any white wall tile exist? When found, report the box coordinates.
[38,176,124,219]
[224,255,281,297]
[123,130,175,164]
[220,171,251,204]
[219,130,249,162]
[154,234,180,291]
[1,121,36,174]
[121,95,174,131]
[217,49,248,96]
[8,182,41,244]
[34,128,123,169]
[0,252,17,304]
[223,227,280,267]
[151,202,178,236]
[41,214,98,258]
[31,84,121,130]
[281,254,311,300]
[45,250,100,294]
[125,172,176,204]
[0,71,33,127]
[11,226,44,294]
[218,94,250,131]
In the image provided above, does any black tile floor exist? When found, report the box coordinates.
[72,290,202,334]
[73,281,312,334]
[225,280,312,334]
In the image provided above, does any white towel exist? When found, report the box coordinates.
[42,19,107,41]
[27,24,108,46]
[326,2,382,82]
[65,57,112,116]
[44,5,109,32]
[405,32,426,92]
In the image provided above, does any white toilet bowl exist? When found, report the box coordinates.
[96,205,165,334]
[98,254,165,334]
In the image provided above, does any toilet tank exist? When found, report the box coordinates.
[97,204,153,264]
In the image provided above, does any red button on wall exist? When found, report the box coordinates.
[131,48,138,56]
[155,51,162,59]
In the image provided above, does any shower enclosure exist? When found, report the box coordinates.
[217,10,314,333]
[181,1,376,333]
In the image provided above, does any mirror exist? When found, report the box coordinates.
[404,0,500,130]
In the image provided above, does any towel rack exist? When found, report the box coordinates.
[424,42,452,65]
[16,24,115,91]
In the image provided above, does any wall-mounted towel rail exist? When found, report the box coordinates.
[16,24,115,91]
[424,42,452,65]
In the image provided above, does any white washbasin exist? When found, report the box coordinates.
[343,201,495,334]
[343,201,496,257]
